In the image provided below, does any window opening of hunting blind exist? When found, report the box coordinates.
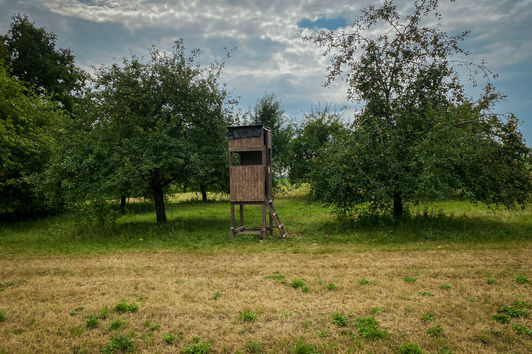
[231,151,262,166]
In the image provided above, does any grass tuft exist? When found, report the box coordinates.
[114,299,138,313]
[264,272,286,283]
[397,342,423,354]
[245,340,263,353]
[439,284,451,290]
[101,334,134,353]
[492,314,509,324]
[514,274,530,284]
[291,279,305,288]
[239,311,257,323]
[85,314,98,328]
[427,326,443,337]
[403,276,417,283]
[331,312,349,327]
[498,305,529,318]
[358,278,371,285]
[161,332,176,344]
[183,340,212,353]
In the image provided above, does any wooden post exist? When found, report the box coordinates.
[261,202,266,240]
[239,204,244,228]
[230,203,235,240]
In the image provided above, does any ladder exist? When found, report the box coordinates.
[266,198,287,239]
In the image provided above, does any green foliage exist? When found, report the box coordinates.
[0,62,63,220]
[114,299,138,313]
[492,314,509,324]
[331,312,349,327]
[301,286,310,293]
[358,278,371,285]
[354,316,388,339]
[106,319,126,331]
[427,326,443,337]
[371,307,382,314]
[70,327,83,336]
[439,284,451,290]
[85,314,98,328]
[421,313,435,322]
[183,340,212,354]
[70,307,84,316]
[161,332,175,344]
[326,282,337,290]
[289,107,348,183]
[0,311,5,321]
[213,291,222,300]
[514,274,530,284]
[291,279,305,288]
[291,338,320,354]
[487,278,497,284]
[397,342,423,354]
[513,324,531,336]
[101,333,134,353]
[239,311,257,323]
[100,307,109,319]
[513,300,530,309]
[45,40,233,224]
[245,341,263,353]
[403,276,416,283]
[305,0,531,219]
[420,291,433,297]
[1,14,83,111]
[498,306,529,318]
[248,93,294,178]
[265,272,286,283]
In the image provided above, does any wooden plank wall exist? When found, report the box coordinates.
[230,165,264,202]
[229,136,263,151]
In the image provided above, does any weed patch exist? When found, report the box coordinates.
[354,316,388,339]
[514,274,530,284]
[100,307,109,319]
[183,339,212,353]
[85,314,98,328]
[245,340,263,353]
[513,324,531,336]
[492,314,509,324]
[301,286,310,293]
[265,272,286,283]
[439,284,451,290]
[397,342,423,354]
[403,276,417,283]
[420,291,433,297]
[331,312,349,327]
[0,311,4,322]
[421,313,435,322]
[326,282,337,290]
[162,332,176,344]
[291,279,305,288]
[107,318,126,331]
[358,278,371,285]
[427,326,443,337]
[213,291,222,300]
[101,333,134,353]
[292,338,320,354]
[239,311,257,323]
[114,299,138,313]
[498,306,529,318]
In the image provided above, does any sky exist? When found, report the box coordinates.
[1,0,531,143]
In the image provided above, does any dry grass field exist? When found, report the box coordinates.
[0,248,530,353]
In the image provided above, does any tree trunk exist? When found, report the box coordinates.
[393,192,403,220]
[153,185,167,224]
[200,184,207,202]
[120,195,126,212]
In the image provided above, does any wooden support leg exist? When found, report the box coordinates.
[230,203,235,240]
[261,202,266,241]
[269,207,273,236]
[239,204,244,228]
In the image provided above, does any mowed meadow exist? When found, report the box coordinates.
[0,193,531,353]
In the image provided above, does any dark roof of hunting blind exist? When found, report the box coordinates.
[227,125,270,140]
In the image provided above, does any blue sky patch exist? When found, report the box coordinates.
[298,17,348,31]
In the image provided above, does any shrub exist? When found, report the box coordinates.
[397,342,423,354]
[354,316,388,339]
[239,311,257,323]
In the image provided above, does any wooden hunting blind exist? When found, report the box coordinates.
[227,125,287,240]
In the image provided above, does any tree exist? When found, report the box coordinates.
[305,0,530,218]
[1,14,83,112]
[0,62,63,220]
[288,107,347,183]
[249,93,294,177]
[46,41,232,224]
